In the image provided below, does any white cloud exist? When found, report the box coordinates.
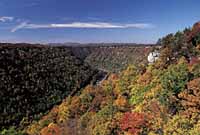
[11,22,154,32]
[0,16,14,22]
[11,22,28,32]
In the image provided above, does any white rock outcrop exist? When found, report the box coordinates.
[148,51,160,63]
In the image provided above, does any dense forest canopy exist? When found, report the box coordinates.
[0,45,98,131]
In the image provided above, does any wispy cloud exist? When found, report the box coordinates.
[11,22,154,32]
[11,22,28,32]
[0,16,14,22]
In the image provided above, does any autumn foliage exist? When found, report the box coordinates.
[179,78,200,117]
[40,123,62,135]
[120,112,152,135]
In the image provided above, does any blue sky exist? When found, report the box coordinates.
[0,0,200,43]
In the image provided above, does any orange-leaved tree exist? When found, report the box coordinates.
[120,112,152,135]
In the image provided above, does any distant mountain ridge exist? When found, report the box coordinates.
[48,42,155,47]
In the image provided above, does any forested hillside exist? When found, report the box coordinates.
[69,45,155,72]
[0,43,154,134]
[22,22,200,135]
[0,44,98,134]
[84,46,153,72]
